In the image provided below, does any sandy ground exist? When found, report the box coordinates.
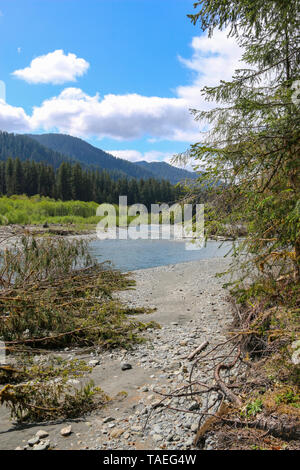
[0,256,234,451]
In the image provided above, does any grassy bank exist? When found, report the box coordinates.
[0,195,184,228]
[0,195,101,226]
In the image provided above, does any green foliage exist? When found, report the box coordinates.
[275,389,300,408]
[177,0,300,281]
[0,356,108,422]
[0,195,100,225]
[243,398,263,417]
[0,236,155,348]
[0,133,183,207]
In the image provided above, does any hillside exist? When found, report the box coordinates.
[27,133,155,180]
[0,131,72,169]
[0,131,198,184]
[136,160,197,185]
[27,133,197,183]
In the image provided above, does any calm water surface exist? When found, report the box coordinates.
[89,237,233,272]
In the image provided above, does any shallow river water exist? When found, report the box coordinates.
[89,236,233,271]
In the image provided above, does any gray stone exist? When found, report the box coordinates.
[189,402,200,411]
[103,416,115,423]
[36,430,49,439]
[89,359,100,367]
[191,422,199,433]
[186,438,194,447]
[121,363,132,371]
[28,436,40,446]
[131,425,142,432]
[33,440,50,451]
[60,425,72,436]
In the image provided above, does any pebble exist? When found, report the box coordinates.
[191,423,198,433]
[88,359,100,367]
[121,363,132,371]
[103,416,115,423]
[33,440,50,451]
[28,436,40,446]
[60,425,72,437]
[36,430,49,439]
[110,429,124,438]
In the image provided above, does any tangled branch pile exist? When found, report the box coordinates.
[145,274,299,450]
[0,235,157,422]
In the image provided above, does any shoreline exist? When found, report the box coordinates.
[0,223,237,252]
[0,254,234,450]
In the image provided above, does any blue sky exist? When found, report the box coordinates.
[0,0,243,164]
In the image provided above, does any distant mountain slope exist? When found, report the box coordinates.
[27,133,155,180]
[0,131,72,168]
[27,133,198,184]
[136,160,197,185]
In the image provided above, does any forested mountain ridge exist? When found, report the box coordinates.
[27,133,157,180]
[27,133,197,183]
[0,131,198,184]
[0,131,72,169]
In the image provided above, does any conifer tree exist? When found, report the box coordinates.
[178,0,300,278]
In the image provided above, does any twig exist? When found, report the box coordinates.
[187,341,209,361]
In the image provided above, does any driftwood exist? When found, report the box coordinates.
[194,409,300,446]
[194,402,230,446]
[225,414,300,441]
[187,341,209,361]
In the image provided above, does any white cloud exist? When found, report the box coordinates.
[1,30,244,149]
[12,50,90,85]
[176,29,244,109]
[30,88,200,141]
[0,100,32,132]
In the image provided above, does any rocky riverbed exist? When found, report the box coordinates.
[0,256,235,450]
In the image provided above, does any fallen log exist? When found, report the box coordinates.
[230,414,300,441]
[194,410,300,446]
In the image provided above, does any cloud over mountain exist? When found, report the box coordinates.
[30,88,199,141]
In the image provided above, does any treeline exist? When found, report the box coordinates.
[0,157,181,207]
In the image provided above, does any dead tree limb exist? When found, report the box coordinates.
[214,346,242,407]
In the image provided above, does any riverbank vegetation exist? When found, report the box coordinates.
[0,236,158,422]
[170,0,300,450]
[0,195,185,228]
[0,195,100,226]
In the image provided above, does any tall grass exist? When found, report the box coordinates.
[0,195,180,226]
[0,195,102,225]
